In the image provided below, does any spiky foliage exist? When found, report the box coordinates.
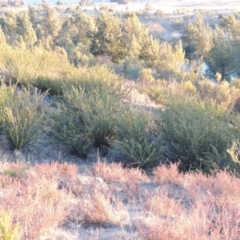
[52,102,92,157]
[0,45,69,85]
[159,97,240,173]
[53,67,125,156]
[0,81,15,128]
[3,86,47,149]
[116,108,161,168]
[0,209,21,240]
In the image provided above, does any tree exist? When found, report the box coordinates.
[220,14,240,39]
[182,13,213,74]
[154,9,165,18]
[71,13,96,46]
[16,11,37,47]
[90,13,126,63]
[182,13,213,60]
[122,13,148,59]
[79,0,91,7]
[205,26,235,81]
[0,11,18,44]
[145,3,153,12]
[110,0,131,4]
[28,5,38,30]
[56,12,96,48]
[0,26,6,44]
[156,41,185,78]
[38,4,61,44]
[139,35,160,68]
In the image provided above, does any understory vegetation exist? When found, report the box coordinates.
[1,2,240,239]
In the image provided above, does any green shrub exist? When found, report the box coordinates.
[0,45,69,85]
[35,77,63,96]
[116,108,161,168]
[52,103,92,157]
[3,87,47,149]
[233,97,240,113]
[139,68,155,84]
[4,165,27,179]
[53,83,123,156]
[143,84,167,105]
[197,80,239,110]
[0,209,21,240]
[71,66,126,99]
[123,59,143,80]
[35,65,125,97]
[171,17,184,30]
[182,80,197,95]
[159,97,239,173]
[0,82,15,128]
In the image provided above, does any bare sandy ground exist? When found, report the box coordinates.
[89,0,240,13]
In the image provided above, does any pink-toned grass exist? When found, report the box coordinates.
[144,193,182,218]
[137,165,240,240]
[0,176,73,239]
[153,162,185,186]
[75,190,129,226]
[0,160,240,239]
[93,160,149,182]
[93,160,149,203]
[0,162,77,239]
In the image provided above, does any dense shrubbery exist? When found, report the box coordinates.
[159,96,240,173]
[52,68,126,156]
[0,82,46,149]
[1,5,240,176]
[3,87,47,149]
[116,108,161,168]
[3,5,240,240]
[0,44,68,85]
[35,65,125,96]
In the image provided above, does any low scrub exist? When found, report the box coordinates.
[0,83,47,149]
[52,102,92,157]
[0,209,21,240]
[159,97,240,173]
[77,191,129,226]
[0,45,69,85]
[53,83,123,156]
[116,108,162,168]
[35,65,125,97]
[3,87,47,149]
[0,82,15,128]
[197,80,240,111]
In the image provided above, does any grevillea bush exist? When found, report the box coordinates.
[116,107,162,168]
[159,96,240,173]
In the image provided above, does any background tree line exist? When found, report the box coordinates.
[1,4,240,81]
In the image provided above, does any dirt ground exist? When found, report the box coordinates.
[88,0,240,13]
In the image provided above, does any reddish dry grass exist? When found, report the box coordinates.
[0,176,73,239]
[144,193,182,218]
[0,162,76,239]
[138,165,240,240]
[30,162,78,180]
[93,160,149,182]
[93,160,149,203]
[75,190,129,226]
[153,162,185,186]
[0,161,240,239]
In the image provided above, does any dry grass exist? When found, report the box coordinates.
[0,160,239,239]
[153,162,185,185]
[144,193,182,218]
[75,190,129,226]
[93,160,149,183]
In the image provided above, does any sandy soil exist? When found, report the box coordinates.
[88,0,240,13]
